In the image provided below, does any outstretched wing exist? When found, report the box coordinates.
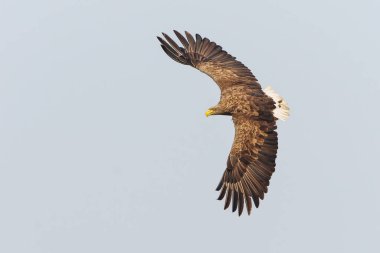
[216,117,278,216]
[157,31,260,90]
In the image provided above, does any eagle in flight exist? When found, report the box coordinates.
[157,31,289,216]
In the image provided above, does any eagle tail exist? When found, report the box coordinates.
[264,86,289,121]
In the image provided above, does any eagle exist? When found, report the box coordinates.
[157,31,289,216]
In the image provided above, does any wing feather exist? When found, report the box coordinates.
[185,31,196,51]
[157,37,178,57]
[162,33,182,55]
[217,185,227,200]
[224,188,232,210]
[195,34,202,54]
[173,30,189,48]
[232,189,238,213]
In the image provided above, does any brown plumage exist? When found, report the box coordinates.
[157,31,289,216]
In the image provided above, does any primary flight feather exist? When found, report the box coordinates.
[157,31,289,216]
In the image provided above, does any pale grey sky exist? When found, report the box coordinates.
[1,0,379,252]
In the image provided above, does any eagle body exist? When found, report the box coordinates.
[157,31,289,216]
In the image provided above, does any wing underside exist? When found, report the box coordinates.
[216,118,278,216]
[157,31,260,90]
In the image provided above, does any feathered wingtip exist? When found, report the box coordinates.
[264,86,290,121]
[156,30,225,68]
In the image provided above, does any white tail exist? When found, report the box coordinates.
[263,86,290,121]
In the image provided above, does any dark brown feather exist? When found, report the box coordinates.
[232,190,238,212]
[185,31,196,52]
[195,34,202,55]
[217,185,227,200]
[157,37,178,57]
[238,191,244,216]
[162,33,182,55]
[173,30,189,48]
[224,188,232,210]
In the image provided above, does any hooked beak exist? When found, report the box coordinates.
[205,109,214,117]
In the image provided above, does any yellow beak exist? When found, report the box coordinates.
[205,109,214,117]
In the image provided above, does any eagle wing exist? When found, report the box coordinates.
[216,113,278,215]
[157,31,260,90]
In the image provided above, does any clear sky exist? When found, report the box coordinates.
[1,0,379,252]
